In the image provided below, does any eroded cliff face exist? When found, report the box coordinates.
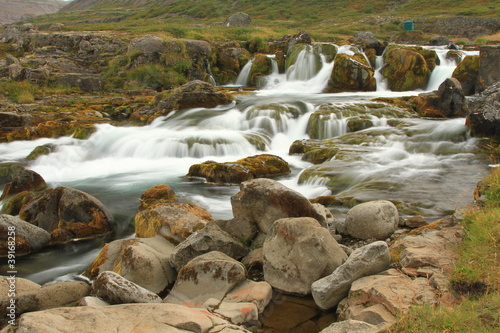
[0,0,66,25]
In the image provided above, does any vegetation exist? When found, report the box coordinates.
[386,167,500,332]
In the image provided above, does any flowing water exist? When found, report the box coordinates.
[0,44,488,284]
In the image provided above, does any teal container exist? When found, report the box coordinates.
[404,20,415,31]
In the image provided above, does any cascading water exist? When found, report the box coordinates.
[234,58,254,86]
[0,42,488,285]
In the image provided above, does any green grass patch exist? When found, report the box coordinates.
[0,81,37,103]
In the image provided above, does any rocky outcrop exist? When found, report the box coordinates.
[91,271,162,304]
[466,82,500,138]
[478,45,500,92]
[325,53,376,93]
[0,214,51,257]
[452,55,479,96]
[262,217,347,295]
[224,12,252,27]
[312,241,391,310]
[349,32,385,56]
[187,154,291,185]
[154,80,233,115]
[414,78,467,118]
[344,200,399,240]
[231,178,327,234]
[210,40,251,85]
[84,236,176,294]
[19,186,115,244]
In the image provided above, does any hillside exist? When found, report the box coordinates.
[0,0,67,26]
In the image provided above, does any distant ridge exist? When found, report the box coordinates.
[0,0,67,25]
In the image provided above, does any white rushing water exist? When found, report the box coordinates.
[0,43,487,284]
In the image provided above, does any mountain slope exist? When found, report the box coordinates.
[0,0,67,25]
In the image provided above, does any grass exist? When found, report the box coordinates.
[0,81,37,103]
[385,167,500,332]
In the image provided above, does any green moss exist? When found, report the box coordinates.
[248,53,272,87]
[26,145,51,160]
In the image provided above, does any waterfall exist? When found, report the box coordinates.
[374,55,389,92]
[286,45,321,81]
[235,58,254,86]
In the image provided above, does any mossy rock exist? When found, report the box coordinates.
[314,43,338,63]
[187,154,290,184]
[452,55,479,96]
[446,50,465,65]
[346,116,374,132]
[302,147,339,164]
[1,191,36,215]
[26,145,52,160]
[244,133,271,151]
[0,164,26,184]
[138,184,177,211]
[248,53,273,87]
[72,124,96,140]
[381,45,433,91]
[325,52,376,93]
[34,121,75,138]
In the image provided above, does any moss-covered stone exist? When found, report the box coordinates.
[325,53,376,93]
[314,43,338,63]
[26,145,51,160]
[138,184,177,211]
[72,124,96,140]
[1,191,36,215]
[452,55,479,96]
[249,53,272,87]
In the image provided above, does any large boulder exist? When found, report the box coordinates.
[344,200,399,240]
[231,178,327,234]
[164,251,247,308]
[0,166,46,201]
[428,36,450,46]
[187,154,291,185]
[169,222,249,271]
[224,12,252,27]
[128,35,168,54]
[91,271,162,304]
[248,53,273,87]
[325,53,376,93]
[349,32,385,55]
[0,215,51,257]
[84,236,176,294]
[211,40,251,85]
[154,80,233,114]
[414,78,467,117]
[381,45,436,91]
[466,82,500,138]
[138,184,177,210]
[134,205,209,243]
[19,186,115,244]
[452,55,480,96]
[478,45,500,91]
[263,217,347,295]
[311,241,391,310]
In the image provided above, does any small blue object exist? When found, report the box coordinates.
[404,20,415,31]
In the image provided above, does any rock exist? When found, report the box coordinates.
[231,178,327,234]
[404,216,429,228]
[0,112,28,128]
[249,53,273,87]
[345,200,399,240]
[210,301,259,326]
[154,80,233,114]
[181,39,212,60]
[320,319,386,333]
[0,276,40,297]
[26,145,52,160]
[76,296,109,307]
[164,251,247,308]
[211,40,251,85]
[428,36,450,46]
[263,217,347,295]
[48,23,65,31]
[0,214,51,257]
[138,184,177,210]
[224,12,252,27]
[169,222,249,272]
[84,236,176,294]
[19,186,115,245]
[54,73,103,92]
[91,271,162,304]
[0,168,46,201]
[452,55,479,96]
[134,205,208,243]
[325,53,376,93]
[2,303,236,333]
[128,35,168,54]
[466,82,500,138]
[414,78,467,117]
[214,217,258,243]
[381,45,435,91]
[187,154,291,185]
[0,26,21,43]
[349,32,385,55]
[337,269,437,326]
[223,280,273,314]
[311,241,391,310]
[0,280,90,326]
[478,45,500,91]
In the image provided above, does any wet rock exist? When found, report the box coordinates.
[224,12,252,27]
[478,45,500,91]
[164,251,247,308]
[211,40,251,85]
[169,222,249,271]
[19,186,115,244]
[26,145,52,160]
[91,271,162,304]
[249,53,273,87]
[231,178,327,234]
[0,214,51,257]
[325,53,376,93]
[0,280,90,326]
[84,236,176,294]
[345,200,399,240]
[3,303,242,332]
[135,205,209,243]
[154,80,233,115]
[466,82,500,138]
[311,241,391,310]
[0,168,46,201]
[452,55,479,96]
[337,269,437,326]
[187,154,291,185]
[263,217,347,295]
[414,78,467,117]
[0,191,35,215]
